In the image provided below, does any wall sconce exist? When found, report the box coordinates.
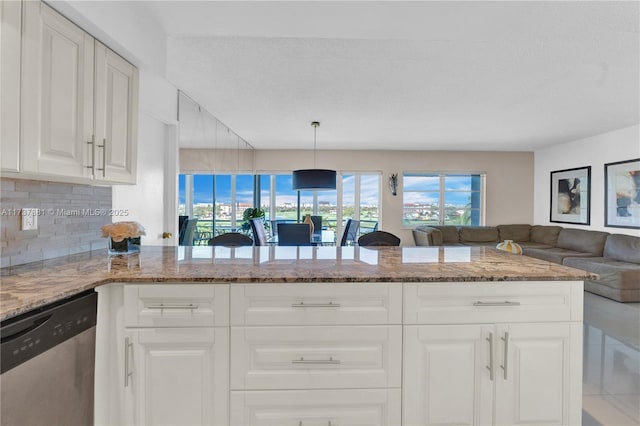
[388,173,398,196]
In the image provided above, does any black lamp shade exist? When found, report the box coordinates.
[292,169,337,191]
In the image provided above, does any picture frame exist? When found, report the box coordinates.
[550,166,591,225]
[605,158,640,229]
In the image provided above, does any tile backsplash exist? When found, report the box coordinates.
[1,178,112,267]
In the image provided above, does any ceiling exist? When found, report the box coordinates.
[142,1,639,151]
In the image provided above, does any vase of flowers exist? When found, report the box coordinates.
[101,222,145,255]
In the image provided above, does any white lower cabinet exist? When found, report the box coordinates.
[403,322,582,426]
[230,389,402,426]
[125,328,229,426]
[96,281,583,426]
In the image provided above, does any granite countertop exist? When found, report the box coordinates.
[0,245,595,321]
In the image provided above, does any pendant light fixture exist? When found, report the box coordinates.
[292,121,337,191]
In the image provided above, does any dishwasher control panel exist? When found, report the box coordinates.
[0,291,97,374]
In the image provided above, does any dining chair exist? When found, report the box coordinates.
[250,218,269,246]
[277,223,312,246]
[208,232,253,247]
[357,230,401,246]
[179,218,199,246]
[340,219,360,246]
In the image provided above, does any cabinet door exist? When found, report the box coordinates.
[403,325,493,426]
[94,41,138,184]
[21,1,93,178]
[1,0,21,172]
[128,328,229,426]
[494,323,582,425]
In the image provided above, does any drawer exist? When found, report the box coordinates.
[124,284,229,327]
[230,283,402,325]
[230,388,401,426]
[404,281,582,325]
[231,326,401,390]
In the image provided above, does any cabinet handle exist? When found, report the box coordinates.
[298,422,337,426]
[473,301,521,307]
[147,303,199,310]
[85,135,95,172]
[124,337,133,387]
[291,302,341,308]
[292,356,341,365]
[486,332,494,381]
[96,138,106,177]
[500,331,509,380]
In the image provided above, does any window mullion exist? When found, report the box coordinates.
[439,175,445,225]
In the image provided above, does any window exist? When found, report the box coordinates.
[403,173,484,227]
[179,172,381,241]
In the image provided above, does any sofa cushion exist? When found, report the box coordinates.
[563,257,640,291]
[603,234,640,264]
[412,227,442,246]
[583,281,640,303]
[523,247,596,264]
[556,229,609,256]
[434,226,460,244]
[459,226,499,243]
[518,242,554,249]
[497,224,531,242]
[530,225,563,245]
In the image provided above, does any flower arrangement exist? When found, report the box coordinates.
[101,221,146,242]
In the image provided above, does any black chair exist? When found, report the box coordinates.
[310,215,323,238]
[277,223,312,246]
[357,230,401,246]
[340,219,360,246]
[208,232,253,247]
[250,218,268,246]
[179,218,199,246]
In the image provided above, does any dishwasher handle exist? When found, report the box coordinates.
[0,315,51,344]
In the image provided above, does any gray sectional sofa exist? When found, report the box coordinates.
[413,224,640,302]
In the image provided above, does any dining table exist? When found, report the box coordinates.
[268,230,336,246]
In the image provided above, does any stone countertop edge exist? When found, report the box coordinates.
[0,246,595,322]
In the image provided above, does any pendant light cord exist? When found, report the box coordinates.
[311,121,320,169]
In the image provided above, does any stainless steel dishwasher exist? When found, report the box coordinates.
[1,290,97,425]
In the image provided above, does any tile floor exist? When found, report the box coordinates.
[582,292,640,426]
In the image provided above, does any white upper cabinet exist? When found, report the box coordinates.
[1,0,22,172]
[21,1,94,179]
[8,1,138,184]
[94,41,138,184]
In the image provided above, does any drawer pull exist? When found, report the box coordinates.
[292,356,341,365]
[473,301,521,307]
[291,302,341,308]
[146,303,199,310]
[298,422,337,426]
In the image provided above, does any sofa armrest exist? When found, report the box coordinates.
[413,227,443,246]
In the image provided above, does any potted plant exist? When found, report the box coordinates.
[240,207,268,235]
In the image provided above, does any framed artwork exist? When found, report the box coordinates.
[605,158,640,229]
[550,166,591,225]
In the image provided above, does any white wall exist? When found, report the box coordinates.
[181,149,535,245]
[534,124,640,236]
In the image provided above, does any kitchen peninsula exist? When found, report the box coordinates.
[1,246,593,425]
